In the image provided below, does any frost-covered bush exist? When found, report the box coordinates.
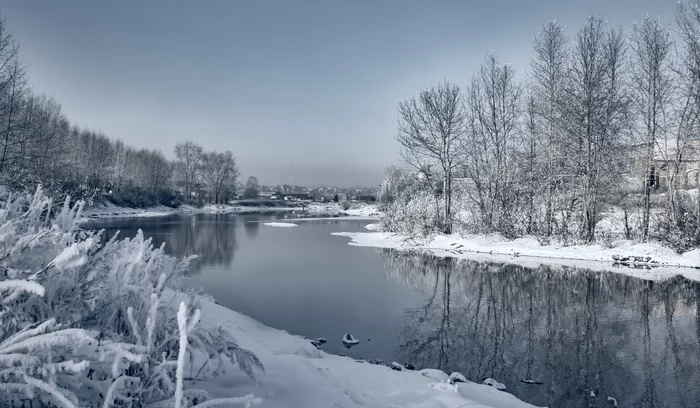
[381,190,439,237]
[654,193,700,253]
[0,187,261,407]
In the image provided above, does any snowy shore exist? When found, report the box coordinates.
[79,201,379,222]
[171,290,540,408]
[334,226,700,281]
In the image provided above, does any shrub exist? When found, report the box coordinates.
[0,187,261,407]
[653,193,700,253]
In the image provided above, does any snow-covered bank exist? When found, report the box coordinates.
[80,202,379,222]
[170,290,540,408]
[263,222,298,228]
[332,231,700,281]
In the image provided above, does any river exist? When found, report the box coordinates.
[85,213,700,408]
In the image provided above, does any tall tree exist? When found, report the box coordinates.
[396,80,466,233]
[531,21,568,236]
[630,16,673,241]
[464,54,522,232]
[174,141,203,199]
[560,16,629,241]
[201,150,239,204]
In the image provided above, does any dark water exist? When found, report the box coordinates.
[85,213,700,408]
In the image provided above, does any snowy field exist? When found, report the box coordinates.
[173,290,541,408]
[332,230,700,281]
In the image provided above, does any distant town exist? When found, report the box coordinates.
[252,184,377,203]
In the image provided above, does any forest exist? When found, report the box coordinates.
[380,5,700,252]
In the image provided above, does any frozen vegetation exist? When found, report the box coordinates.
[0,187,538,407]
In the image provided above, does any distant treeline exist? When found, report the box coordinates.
[0,15,239,207]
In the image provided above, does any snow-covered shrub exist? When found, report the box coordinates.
[654,192,700,253]
[0,187,262,407]
[381,190,439,237]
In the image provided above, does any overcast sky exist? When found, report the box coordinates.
[0,0,677,186]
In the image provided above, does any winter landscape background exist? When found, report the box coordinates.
[1,0,700,407]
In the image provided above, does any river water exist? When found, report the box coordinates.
[85,213,700,408]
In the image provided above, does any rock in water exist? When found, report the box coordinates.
[420,369,449,382]
[483,378,507,391]
[449,372,467,384]
[390,362,405,371]
[314,338,327,344]
[310,339,324,349]
[342,333,360,348]
[404,363,415,370]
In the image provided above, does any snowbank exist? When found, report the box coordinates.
[332,231,700,281]
[168,291,540,408]
[364,223,381,231]
[263,222,298,228]
[80,202,380,222]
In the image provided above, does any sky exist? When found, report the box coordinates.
[0,0,678,187]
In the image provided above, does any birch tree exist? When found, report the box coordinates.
[630,16,673,240]
[464,54,522,233]
[396,81,466,233]
[560,16,629,241]
[174,141,203,198]
[677,0,700,220]
[530,21,568,236]
[201,150,239,204]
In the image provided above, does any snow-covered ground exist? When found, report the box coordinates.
[332,231,700,281]
[262,222,298,228]
[169,290,540,408]
[80,201,379,222]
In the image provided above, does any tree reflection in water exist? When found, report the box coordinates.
[96,213,241,272]
[380,249,700,408]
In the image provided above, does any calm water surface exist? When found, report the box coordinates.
[86,213,700,408]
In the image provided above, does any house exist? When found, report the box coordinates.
[629,139,699,190]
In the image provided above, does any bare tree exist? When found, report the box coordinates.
[530,21,568,236]
[677,0,700,220]
[201,150,239,204]
[630,16,674,240]
[560,16,629,241]
[174,141,203,199]
[396,80,466,233]
[464,54,522,233]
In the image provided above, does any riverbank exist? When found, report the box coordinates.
[170,290,539,408]
[333,226,700,281]
[79,201,378,222]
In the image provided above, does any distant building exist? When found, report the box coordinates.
[283,193,312,201]
[357,195,376,203]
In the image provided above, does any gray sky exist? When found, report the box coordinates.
[0,0,676,186]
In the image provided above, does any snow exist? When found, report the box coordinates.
[79,202,380,222]
[483,378,507,391]
[262,222,298,228]
[331,231,700,281]
[364,223,381,231]
[342,333,360,347]
[166,290,541,408]
[449,372,467,384]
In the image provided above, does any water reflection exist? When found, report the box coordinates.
[93,213,243,271]
[380,250,700,408]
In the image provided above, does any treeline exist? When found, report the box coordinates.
[0,15,240,207]
[381,5,700,251]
